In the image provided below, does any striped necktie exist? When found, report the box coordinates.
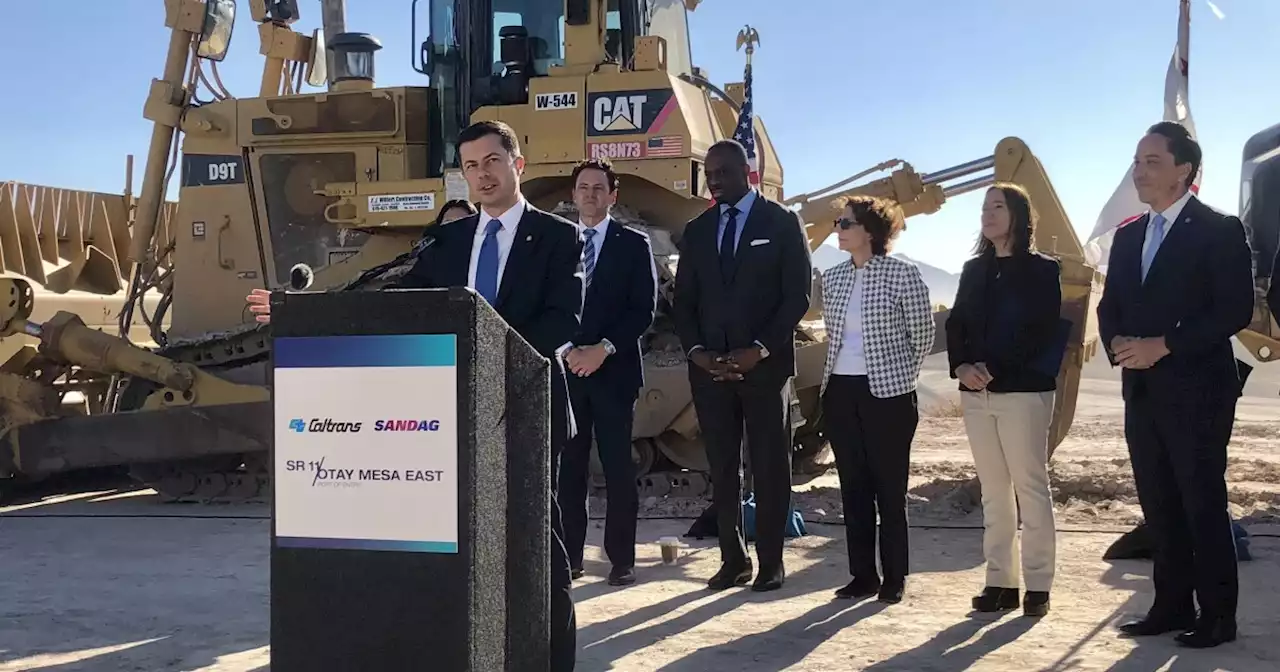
[582,227,598,288]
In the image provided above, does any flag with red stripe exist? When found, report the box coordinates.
[731,61,760,186]
[1084,0,1200,275]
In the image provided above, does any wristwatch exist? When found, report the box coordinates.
[601,339,616,355]
[754,341,770,359]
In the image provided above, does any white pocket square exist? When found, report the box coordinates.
[749,238,771,247]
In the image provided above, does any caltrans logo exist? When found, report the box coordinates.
[288,417,363,433]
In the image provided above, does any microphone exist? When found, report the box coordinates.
[289,263,315,290]
[410,231,438,257]
[337,231,439,292]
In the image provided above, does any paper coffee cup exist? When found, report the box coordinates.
[659,536,680,564]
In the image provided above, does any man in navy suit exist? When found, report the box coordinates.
[672,139,813,593]
[394,120,583,671]
[557,158,658,588]
[244,121,581,669]
[1098,121,1255,649]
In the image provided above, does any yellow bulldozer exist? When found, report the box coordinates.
[0,0,1276,505]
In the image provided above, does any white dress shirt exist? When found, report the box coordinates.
[468,198,527,290]
[831,269,868,375]
[1142,188,1193,263]
[564,215,613,358]
[468,197,572,361]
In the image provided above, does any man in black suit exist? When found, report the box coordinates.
[395,120,583,670]
[672,139,812,592]
[557,158,658,588]
[1097,121,1255,649]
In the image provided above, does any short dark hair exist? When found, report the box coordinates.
[974,182,1036,257]
[707,139,749,166]
[836,194,905,256]
[1146,120,1201,189]
[433,199,477,227]
[458,120,521,157]
[570,158,619,192]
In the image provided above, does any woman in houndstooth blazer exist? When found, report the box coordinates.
[819,195,935,604]
[945,183,1064,619]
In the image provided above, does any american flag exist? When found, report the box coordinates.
[731,61,760,186]
[647,135,682,157]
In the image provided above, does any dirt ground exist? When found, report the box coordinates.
[1,501,1277,672]
[1,359,1278,671]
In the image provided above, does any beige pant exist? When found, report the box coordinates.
[961,390,1057,592]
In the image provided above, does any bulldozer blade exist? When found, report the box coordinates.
[4,401,270,478]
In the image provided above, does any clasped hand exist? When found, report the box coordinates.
[691,347,762,382]
[1111,335,1169,370]
[565,344,608,377]
[955,362,992,391]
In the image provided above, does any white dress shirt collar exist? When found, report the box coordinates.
[481,197,527,232]
[579,215,611,237]
[720,189,757,216]
[467,197,527,291]
[1153,188,1194,230]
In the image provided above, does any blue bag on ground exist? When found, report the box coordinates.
[743,492,807,541]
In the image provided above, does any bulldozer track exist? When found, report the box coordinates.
[121,323,274,505]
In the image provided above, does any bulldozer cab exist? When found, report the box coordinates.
[1238,122,1280,361]
[1242,123,1280,282]
[412,0,693,169]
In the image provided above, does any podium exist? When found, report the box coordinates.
[269,287,551,671]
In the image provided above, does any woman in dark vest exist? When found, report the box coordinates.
[945,182,1065,618]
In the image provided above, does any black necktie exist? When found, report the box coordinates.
[719,206,739,278]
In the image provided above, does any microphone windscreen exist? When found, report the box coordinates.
[289,263,314,290]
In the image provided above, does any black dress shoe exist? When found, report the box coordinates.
[1118,612,1197,637]
[1023,591,1050,617]
[607,566,636,586]
[971,586,1020,613]
[878,580,905,604]
[752,565,785,592]
[570,567,584,580]
[835,577,881,600]
[707,562,753,591]
[1175,617,1237,648]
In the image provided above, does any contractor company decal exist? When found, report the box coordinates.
[586,89,677,137]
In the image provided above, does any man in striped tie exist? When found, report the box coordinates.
[558,158,659,588]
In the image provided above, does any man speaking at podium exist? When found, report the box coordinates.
[249,120,583,671]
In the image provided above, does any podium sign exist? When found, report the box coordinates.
[273,333,460,553]
[269,288,551,672]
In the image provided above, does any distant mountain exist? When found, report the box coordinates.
[810,244,848,272]
[810,245,961,308]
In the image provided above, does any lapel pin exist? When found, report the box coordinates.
[526,235,533,241]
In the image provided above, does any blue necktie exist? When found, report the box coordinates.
[1140,213,1166,282]
[475,218,502,305]
[582,228,597,288]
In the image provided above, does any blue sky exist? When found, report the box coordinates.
[2,0,1276,272]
